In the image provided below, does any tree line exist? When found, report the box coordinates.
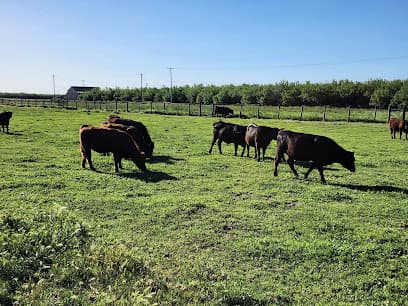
[2,79,408,109]
[79,79,408,109]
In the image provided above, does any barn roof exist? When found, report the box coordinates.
[67,86,99,93]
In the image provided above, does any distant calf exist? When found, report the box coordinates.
[0,111,12,133]
[214,106,233,117]
[389,117,408,140]
[245,124,280,161]
[79,125,146,172]
[273,130,355,183]
[107,115,154,158]
[209,121,247,156]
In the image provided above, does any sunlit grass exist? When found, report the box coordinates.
[0,106,407,305]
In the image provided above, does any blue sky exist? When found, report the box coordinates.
[1,0,408,93]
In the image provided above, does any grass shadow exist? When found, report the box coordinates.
[120,170,177,183]
[1,131,23,136]
[148,155,185,165]
[331,182,408,194]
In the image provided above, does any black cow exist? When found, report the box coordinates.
[273,130,355,183]
[213,106,234,117]
[208,121,247,156]
[245,124,280,161]
[107,115,154,158]
[0,111,12,133]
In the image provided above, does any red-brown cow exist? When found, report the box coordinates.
[245,124,280,161]
[389,117,408,140]
[79,125,146,172]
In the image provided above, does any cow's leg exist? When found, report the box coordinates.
[208,135,217,153]
[262,147,266,161]
[84,149,95,171]
[81,148,87,168]
[317,165,326,183]
[273,152,281,176]
[304,162,316,178]
[234,143,238,156]
[287,157,299,177]
[113,154,120,172]
[400,130,402,139]
[256,145,261,162]
[246,144,250,157]
[240,145,245,157]
[217,140,223,154]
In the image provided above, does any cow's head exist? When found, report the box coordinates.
[343,151,355,172]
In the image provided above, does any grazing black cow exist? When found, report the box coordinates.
[273,130,355,183]
[0,111,12,133]
[245,124,280,161]
[213,106,234,117]
[208,121,247,156]
[107,115,154,158]
[389,117,408,140]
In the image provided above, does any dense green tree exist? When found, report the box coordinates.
[391,83,408,107]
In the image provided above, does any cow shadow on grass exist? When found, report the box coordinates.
[119,170,177,183]
[330,182,408,195]
[2,131,23,136]
[148,155,185,165]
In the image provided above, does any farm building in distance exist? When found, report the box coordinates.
[65,86,99,100]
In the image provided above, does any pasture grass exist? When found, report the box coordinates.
[0,106,407,305]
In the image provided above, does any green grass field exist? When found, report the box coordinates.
[0,106,407,305]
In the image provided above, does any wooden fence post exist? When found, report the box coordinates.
[150,101,153,113]
[300,105,304,121]
[199,102,202,117]
[86,100,89,111]
[188,103,191,116]
[75,99,78,110]
[373,106,377,121]
[115,99,118,112]
[277,105,281,119]
[323,105,327,121]
[257,104,260,119]
[212,103,215,116]
[240,103,243,118]
[126,101,129,112]
[163,102,166,114]
[403,106,406,122]
[387,104,392,123]
[347,105,351,122]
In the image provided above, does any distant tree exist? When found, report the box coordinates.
[391,83,408,108]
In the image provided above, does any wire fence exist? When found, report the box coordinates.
[0,98,404,123]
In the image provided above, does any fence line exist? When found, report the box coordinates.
[0,98,403,123]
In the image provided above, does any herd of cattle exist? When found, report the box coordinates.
[209,121,355,183]
[1,109,407,183]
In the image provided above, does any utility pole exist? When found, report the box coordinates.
[168,67,175,103]
[52,74,56,104]
[139,73,143,102]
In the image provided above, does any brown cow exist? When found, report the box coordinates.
[389,117,408,140]
[79,125,146,172]
[0,111,12,133]
[245,123,280,161]
[208,121,247,156]
[107,115,154,158]
[273,130,355,183]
